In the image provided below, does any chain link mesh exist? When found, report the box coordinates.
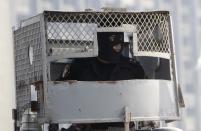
[46,12,97,56]
[45,11,170,56]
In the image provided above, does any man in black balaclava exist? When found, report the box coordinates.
[96,32,145,80]
[67,32,144,81]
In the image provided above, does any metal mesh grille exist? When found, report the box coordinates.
[46,12,97,56]
[136,13,170,53]
[44,11,170,57]
[14,22,43,114]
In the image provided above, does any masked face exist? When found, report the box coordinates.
[97,32,124,63]
[109,34,123,53]
[112,44,122,53]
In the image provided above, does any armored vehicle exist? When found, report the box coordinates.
[13,8,184,131]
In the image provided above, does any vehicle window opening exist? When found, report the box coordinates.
[50,32,170,81]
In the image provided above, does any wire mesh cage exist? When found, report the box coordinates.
[14,10,175,123]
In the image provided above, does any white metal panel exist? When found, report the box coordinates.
[45,80,179,123]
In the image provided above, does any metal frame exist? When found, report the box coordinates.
[39,14,48,123]
[167,13,181,117]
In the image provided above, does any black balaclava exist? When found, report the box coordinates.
[97,32,124,63]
